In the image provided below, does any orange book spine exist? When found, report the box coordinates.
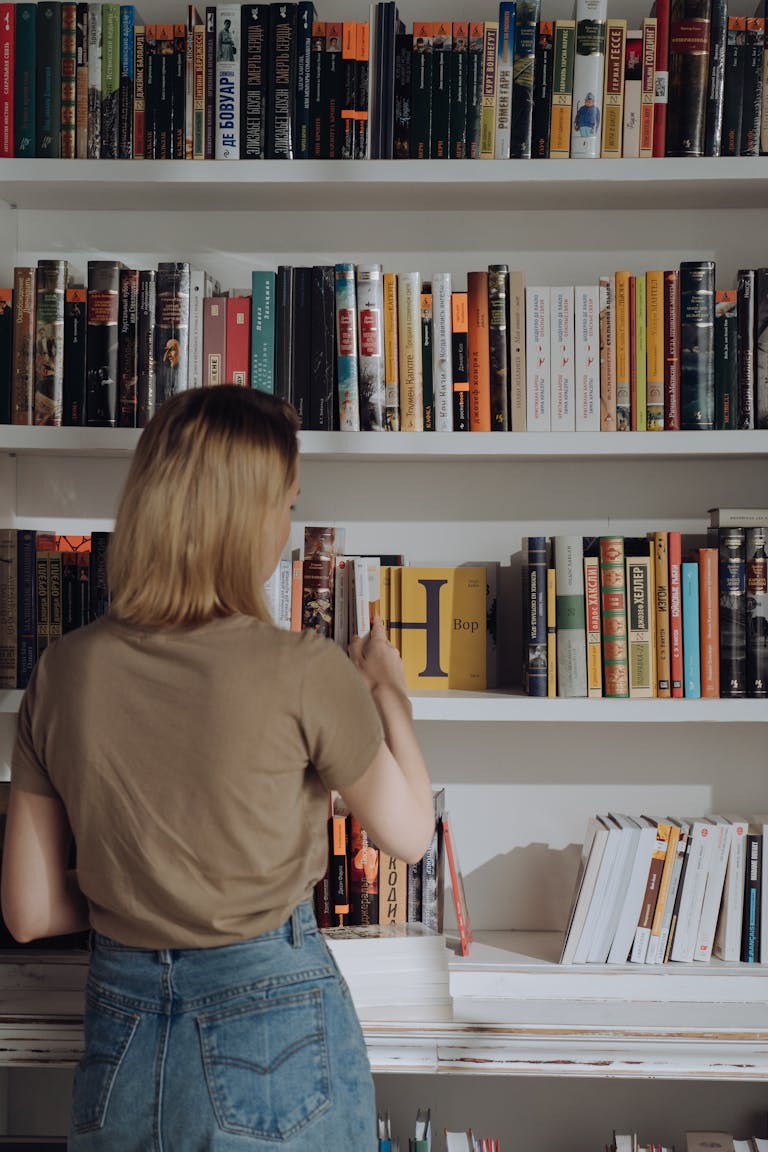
[467,270,491,431]
[290,558,303,632]
[698,546,720,698]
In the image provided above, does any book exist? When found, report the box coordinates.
[682,559,701,698]
[574,285,599,431]
[421,789,445,934]
[653,531,671,697]
[34,259,67,427]
[698,545,720,698]
[398,567,486,691]
[442,812,472,958]
[625,540,654,699]
[116,266,139,428]
[600,18,626,158]
[467,271,491,432]
[420,283,433,431]
[14,3,36,158]
[553,535,587,698]
[348,814,379,927]
[466,21,483,158]
[397,270,423,432]
[11,267,36,426]
[268,3,298,160]
[679,260,715,431]
[664,268,681,430]
[410,21,433,160]
[755,267,768,430]
[487,265,509,431]
[714,289,738,429]
[550,19,575,158]
[666,0,713,156]
[547,565,557,697]
[693,815,733,961]
[723,17,746,157]
[85,259,123,427]
[737,267,755,429]
[302,525,338,638]
[225,296,250,387]
[37,1,63,157]
[449,20,467,159]
[215,4,240,159]
[588,812,641,964]
[428,20,450,160]
[479,20,498,159]
[584,547,602,698]
[629,817,669,963]
[0,287,12,424]
[570,0,607,159]
[644,818,682,964]
[494,3,514,159]
[598,273,616,432]
[136,269,156,426]
[599,536,629,699]
[240,4,268,159]
[509,0,540,159]
[718,525,747,698]
[746,526,768,697]
[431,271,452,432]
[334,262,360,432]
[61,2,78,160]
[607,815,664,965]
[154,262,190,406]
[622,29,643,157]
[525,285,550,431]
[560,815,610,964]
[741,826,762,962]
[712,817,747,961]
[741,16,764,157]
[571,813,625,964]
[614,269,631,431]
[550,285,574,431]
[640,17,657,156]
[523,536,548,698]
[704,0,727,154]
[451,291,469,433]
[509,270,527,432]
[531,19,555,158]
[669,816,717,962]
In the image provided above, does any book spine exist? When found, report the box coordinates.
[622,30,642,158]
[309,266,335,430]
[86,4,102,157]
[37,1,63,157]
[657,823,689,961]
[35,548,50,660]
[487,265,510,431]
[85,260,121,427]
[746,526,768,697]
[645,269,665,429]
[14,3,36,157]
[668,530,684,697]
[309,20,325,158]
[639,17,656,157]
[626,550,653,698]
[62,286,86,427]
[154,262,190,406]
[250,270,276,394]
[117,4,134,158]
[634,272,647,432]
[466,21,483,159]
[698,545,720,697]
[646,822,682,964]
[0,6,11,155]
[704,0,727,154]
[34,259,67,427]
[570,0,607,159]
[479,20,498,159]
[187,268,205,391]
[329,812,350,926]
[524,536,548,697]
[136,269,156,427]
[240,5,268,159]
[11,267,36,426]
[420,283,433,432]
[192,18,205,159]
[451,291,470,433]
[722,16,745,157]
[714,289,738,430]
[550,19,575,158]
[100,3,120,159]
[356,263,386,432]
[420,817,443,933]
[599,536,629,698]
[494,2,514,159]
[682,559,701,697]
[348,815,379,928]
[335,262,360,432]
[410,21,433,160]
[741,832,762,962]
[653,531,671,697]
[380,853,408,925]
[466,271,491,432]
[526,285,550,431]
[115,267,138,428]
[584,551,602,697]
[663,268,681,431]
[202,296,225,387]
[429,20,450,159]
[600,18,626,159]
[225,296,251,387]
[215,4,240,159]
[292,267,311,427]
[89,530,111,621]
[741,17,764,156]
[550,285,575,432]
[431,271,452,432]
[295,2,314,159]
[449,21,467,159]
[509,270,527,432]
[132,21,145,159]
[679,259,715,431]
[16,529,36,688]
[630,828,665,963]
[268,3,297,160]
[204,7,215,158]
[554,535,587,698]
[737,267,756,429]
[48,549,62,649]
[614,269,631,431]
[302,525,337,639]
[666,0,711,156]
[61,3,77,160]
[531,19,554,158]
[0,529,17,689]
[393,30,411,158]
[754,268,768,429]
[0,287,12,424]
[338,19,357,160]
[397,270,423,432]
[719,525,747,698]
[170,23,187,161]
[598,273,616,431]
[275,264,294,404]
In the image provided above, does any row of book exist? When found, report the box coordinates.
[4,1,768,163]
[561,811,768,967]
[524,511,768,701]
[6,257,768,434]
[612,1133,768,1152]
[377,1108,501,1152]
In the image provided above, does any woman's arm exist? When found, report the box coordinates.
[344,618,435,865]
[1,788,89,943]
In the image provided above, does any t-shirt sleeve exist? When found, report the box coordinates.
[301,637,384,792]
[11,664,58,798]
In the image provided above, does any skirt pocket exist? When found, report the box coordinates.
[197,985,331,1140]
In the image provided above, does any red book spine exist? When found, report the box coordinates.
[225,296,251,387]
[652,0,670,156]
[669,529,683,697]
[0,4,14,157]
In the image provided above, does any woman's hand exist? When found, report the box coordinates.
[348,615,408,697]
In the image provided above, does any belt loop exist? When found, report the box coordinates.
[291,905,303,949]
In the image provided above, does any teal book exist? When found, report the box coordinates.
[14,4,37,157]
[334,263,360,431]
[682,559,701,698]
[36,2,62,157]
[118,5,137,159]
[251,270,276,394]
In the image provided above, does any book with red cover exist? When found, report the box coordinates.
[225,295,251,387]
[443,811,472,957]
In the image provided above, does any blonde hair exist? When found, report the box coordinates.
[108,386,299,628]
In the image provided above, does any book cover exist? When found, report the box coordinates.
[466,21,483,159]
[431,271,452,432]
[116,266,138,428]
[487,265,509,431]
[356,264,385,432]
[240,4,268,159]
[679,260,715,431]
[626,543,654,699]
[34,259,67,427]
[154,262,190,406]
[523,536,548,697]
[479,20,498,159]
[703,0,727,154]
[664,268,681,430]
[698,545,720,698]
[449,21,468,158]
[85,259,122,427]
[420,284,434,431]
[429,20,450,159]
[682,559,701,698]
[250,270,276,395]
[302,525,338,638]
[666,0,712,157]
[525,285,550,431]
[451,291,469,433]
[570,0,607,159]
[309,265,335,431]
[599,536,629,698]
[550,19,575,158]
[494,2,514,159]
[550,285,575,431]
[136,269,156,426]
[509,0,540,159]
[37,1,62,157]
[598,273,616,432]
[531,19,555,158]
[622,29,642,157]
[398,567,486,691]
[509,270,527,432]
[225,296,250,387]
[397,271,423,432]
[348,814,379,928]
[214,4,240,159]
[718,525,747,698]
[554,535,587,698]
[14,3,36,158]
[600,18,626,158]
[746,526,768,697]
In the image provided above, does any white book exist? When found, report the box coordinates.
[630,821,671,964]
[655,818,690,963]
[397,271,423,431]
[446,1133,474,1152]
[670,818,717,963]
[712,817,747,962]
[574,286,600,431]
[277,558,292,630]
[215,5,241,159]
[550,286,575,430]
[264,561,281,625]
[431,271,453,430]
[188,268,219,389]
[607,815,661,965]
[560,816,609,964]
[333,557,352,648]
[587,813,641,963]
[572,815,624,964]
[356,264,386,431]
[553,534,587,697]
[762,819,768,963]
[350,556,374,640]
[525,286,550,431]
[622,30,642,157]
[693,816,734,962]
[570,0,608,159]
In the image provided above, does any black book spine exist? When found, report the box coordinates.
[63,286,86,427]
[204,8,216,159]
[293,267,312,428]
[488,265,510,431]
[16,529,37,690]
[324,22,343,161]
[719,525,747,698]
[36,2,62,157]
[754,267,768,429]
[0,291,11,424]
[741,833,761,962]
[310,266,336,431]
[61,552,81,634]
[449,22,468,158]
[295,2,315,158]
[721,17,745,157]
[267,3,297,159]
[678,260,715,431]
[714,291,738,430]
[136,269,157,428]
[240,5,269,159]
[531,19,554,157]
[665,0,712,157]
[393,31,412,158]
[117,267,139,428]
[339,21,357,160]
[430,23,451,158]
[170,24,186,160]
[276,265,295,405]
[421,283,434,431]
[410,24,433,159]
[154,262,190,407]
[510,0,541,159]
[370,3,384,158]
[746,526,768,698]
[466,22,484,158]
[703,0,727,155]
[737,267,756,429]
[86,261,121,428]
[355,19,369,159]
[310,21,326,158]
[89,531,111,622]
[740,16,764,156]
[143,25,158,159]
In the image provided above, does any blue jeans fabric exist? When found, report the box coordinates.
[68,902,377,1151]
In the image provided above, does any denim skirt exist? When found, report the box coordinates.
[68,901,377,1152]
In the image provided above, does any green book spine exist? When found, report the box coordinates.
[36,2,62,157]
[14,4,37,156]
[100,3,121,158]
[251,271,276,393]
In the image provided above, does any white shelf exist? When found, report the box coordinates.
[3,158,768,213]
[2,426,767,461]
[2,939,768,1078]
[2,688,765,722]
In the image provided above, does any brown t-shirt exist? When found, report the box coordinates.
[12,614,383,948]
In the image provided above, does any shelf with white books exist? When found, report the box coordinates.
[1,427,767,462]
[3,158,768,214]
[1,688,766,723]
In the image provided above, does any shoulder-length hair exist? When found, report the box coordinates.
[108,385,299,628]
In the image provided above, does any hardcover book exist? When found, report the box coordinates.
[487,265,509,431]
[397,271,423,432]
[570,0,607,159]
[356,264,386,432]
[745,526,768,697]
[214,4,240,158]
[531,19,555,158]
[136,269,157,426]
[599,536,629,698]
[550,18,575,158]
[85,259,123,427]
[718,525,747,698]
[523,536,548,697]
[11,267,36,426]
[398,567,486,691]
[467,271,491,432]
[431,271,452,431]
[553,535,588,698]
[679,260,715,430]
[666,0,712,157]
[154,262,190,406]
[600,18,626,158]
[509,0,540,159]
[34,259,68,427]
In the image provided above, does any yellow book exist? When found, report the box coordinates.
[399,567,486,690]
[584,554,602,698]
[549,19,575,159]
[646,269,665,431]
[653,530,671,697]
[479,21,499,159]
[601,19,626,159]
[626,550,654,698]
[383,271,400,431]
[634,272,647,433]
[645,820,681,964]
[614,269,631,431]
[547,566,557,697]
[397,271,423,431]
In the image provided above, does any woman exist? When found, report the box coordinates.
[2,385,435,1151]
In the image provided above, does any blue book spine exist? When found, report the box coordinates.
[251,271,276,394]
[682,560,701,698]
[334,263,360,431]
[118,6,135,159]
[295,2,315,159]
[14,4,37,156]
[524,535,548,696]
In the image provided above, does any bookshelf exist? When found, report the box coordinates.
[2,0,768,1144]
